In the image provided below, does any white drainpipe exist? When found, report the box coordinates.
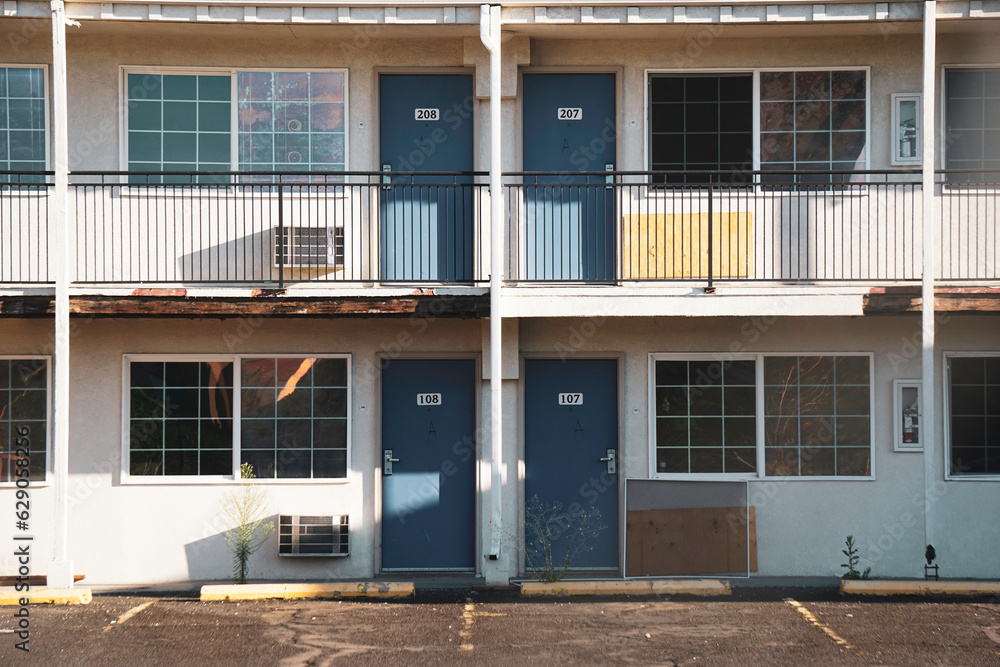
[480,4,503,559]
[921,0,937,562]
[48,0,78,589]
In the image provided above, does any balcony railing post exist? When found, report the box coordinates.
[277,181,285,289]
[706,174,714,292]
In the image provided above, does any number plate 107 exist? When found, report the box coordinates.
[558,393,583,405]
[417,393,442,406]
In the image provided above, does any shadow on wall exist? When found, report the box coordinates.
[181,229,276,283]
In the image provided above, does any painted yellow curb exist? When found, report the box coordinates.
[521,579,731,597]
[199,582,415,602]
[840,580,1000,596]
[0,588,92,605]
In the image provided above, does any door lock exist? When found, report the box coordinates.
[605,163,615,189]
[383,449,399,475]
[600,448,616,475]
[382,163,392,189]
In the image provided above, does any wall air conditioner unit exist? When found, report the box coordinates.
[275,227,344,269]
[278,515,349,557]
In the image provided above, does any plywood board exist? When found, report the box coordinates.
[621,213,754,280]
[626,506,757,577]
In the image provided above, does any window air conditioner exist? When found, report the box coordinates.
[275,227,344,269]
[278,515,349,557]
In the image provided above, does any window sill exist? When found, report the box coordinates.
[120,475,351,486]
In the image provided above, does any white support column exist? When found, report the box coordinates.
[47,0,74,589]
[480,4,504,574]
[920,0,937,562]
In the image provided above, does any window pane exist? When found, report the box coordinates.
[760,70,866,173]
[128,360,234,476]
[949,356,1000,475]
[127,74,231,178]
[238,356,348,479]
[654,358,757,474]
[0,67,46,174]
[946,69,1000,175]
[763,355,871,477]
[648,74,752,182]
[238,71,347,175]
[0,358,47,482]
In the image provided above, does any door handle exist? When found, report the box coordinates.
[600,448,616,475]
[383,449,399,475]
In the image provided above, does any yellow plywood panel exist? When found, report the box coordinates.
[621,213,753,279]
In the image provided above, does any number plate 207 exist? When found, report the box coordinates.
[558,393,583,405]
[417,393,442,406]
[557,108,582,120]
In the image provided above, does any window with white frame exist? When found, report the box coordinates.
[127,356,349,479]
[653,358,757,473]
[947,355,1000,476]
[651,353,872,478]
[0,357,48,482]
[647,68,867,183]
[125,70,347,182]
[0,66,47,179]
[944,68,1000,179]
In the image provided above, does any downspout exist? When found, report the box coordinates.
[49,0,78,589]
[921,0,937,563]
[480,4,503,559]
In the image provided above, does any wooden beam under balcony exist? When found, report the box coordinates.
[864,287,1000,315]
[0,294,489,319]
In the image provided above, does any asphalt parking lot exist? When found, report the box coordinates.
[2,589,999,666]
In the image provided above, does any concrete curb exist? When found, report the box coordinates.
[0,588,92,605]
[199,582,415,601]
[840,580,1000,596]
[521,579,731,597]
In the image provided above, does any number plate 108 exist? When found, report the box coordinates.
[558,393,583,405]
[417,393,442,406]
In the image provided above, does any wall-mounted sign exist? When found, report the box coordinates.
[417,392,442,406]
[414,108,440,121]
[558,392,583,405]
[557,108,582,121]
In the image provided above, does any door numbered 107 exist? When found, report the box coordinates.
[558,392,583,405]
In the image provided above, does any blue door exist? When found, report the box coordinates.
[522,73,616,281]
[524,358,618,571]
[381,359,476,571]
[380,74,474,282]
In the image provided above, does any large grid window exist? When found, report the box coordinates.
[127,356,349,479]
[763,355,871,477]
[654,358,757,474]
[648,75,753,184]
[126,70,347,182]
[0,66,46,178]
[241,357,348,479]
[948,355,1000,476]
[0,358,47,482]
[945,69,1000,178]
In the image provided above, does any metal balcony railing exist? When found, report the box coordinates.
[0,171,52,284]
[504,170,934,287]
[0,169,996,289]
[70,171,490,286]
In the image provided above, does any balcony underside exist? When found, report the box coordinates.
[0,293,490,318]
